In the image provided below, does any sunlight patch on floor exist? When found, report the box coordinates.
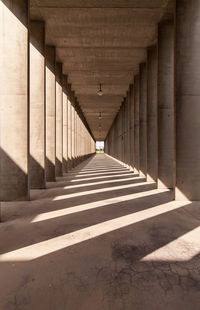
[75,168,128,174]
[0,200,189,262]
[141,226,200,262]
[53,181,154,201]
[73,170,132,178]
[69,172,135,182]
[32,188,168,223]
[63,176,145,189]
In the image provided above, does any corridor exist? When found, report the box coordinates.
[0,154,200,310]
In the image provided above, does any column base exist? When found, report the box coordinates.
[147,174,155,182]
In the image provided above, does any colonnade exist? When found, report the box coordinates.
[105,0,200,201]
[1,0,200,203]
[0,1,95,201]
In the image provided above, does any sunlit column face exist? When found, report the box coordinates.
[67,99,72,161]
[29,21,45,189]
[56,80,63,169]
[71,104,74,159]
[45,46,56,182]
[63,90,68,171]
[0,1,29,200]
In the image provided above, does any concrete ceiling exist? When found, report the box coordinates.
[30,0,174,141]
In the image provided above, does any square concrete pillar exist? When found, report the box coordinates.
[55,62,63,176]
[74,101,78,166]
[29,21,46,189]
[127,91,131,167]
[45,46,56,182]
[116,113,120,161]
[67,84,72,170]
[74,107,77,165]
[175,0,200,200]
[147,45,158,182]
[122,99,126,164]
[71,95,75,168]
[0,0,29,200]
[129,85,134,170]
[76,112,79,162]
[119,107,123,161]
[157,21,174,190]
[134,75,140,174]
[62,75,68,173]
[128,85,133,170]
[124,96,128,166]
[139,63,147,177]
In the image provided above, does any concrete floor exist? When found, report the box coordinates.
[0,154,200,310]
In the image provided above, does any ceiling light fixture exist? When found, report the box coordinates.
[98,112,102,120]
[97,83,103,96]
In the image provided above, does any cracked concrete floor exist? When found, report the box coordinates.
[0,154,200,310]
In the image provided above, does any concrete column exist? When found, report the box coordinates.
[175,0,200,200]
[55,62,63,176]
[116,113,120,160]
[0,0,29,200]
[29,21,45,189]
[45,46,56,182]
[139,63,147,177]
[62,75,68,173]
[113,118,116,157]
[74,101,77,165]
[80,120,82,157]
[77,111,80,159]
[147,46,158,182]
[158,21,174,189]
[67,84,72,170]
[134,75,140,174]
[83,127,85,156]
[118,107,123,161]
[122,99,125,164]
[129,85,134,170]
[80,116,83,159]
[77,108,79,162]
[71,97,75,168]
[124,97,128,165]
[126,92,131,167]
[115,114,118,159]
[127,86,132,169]
[78,117,81,157]
[80,116,82,159]
[74,107,76,165]
[76,112,79,161]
